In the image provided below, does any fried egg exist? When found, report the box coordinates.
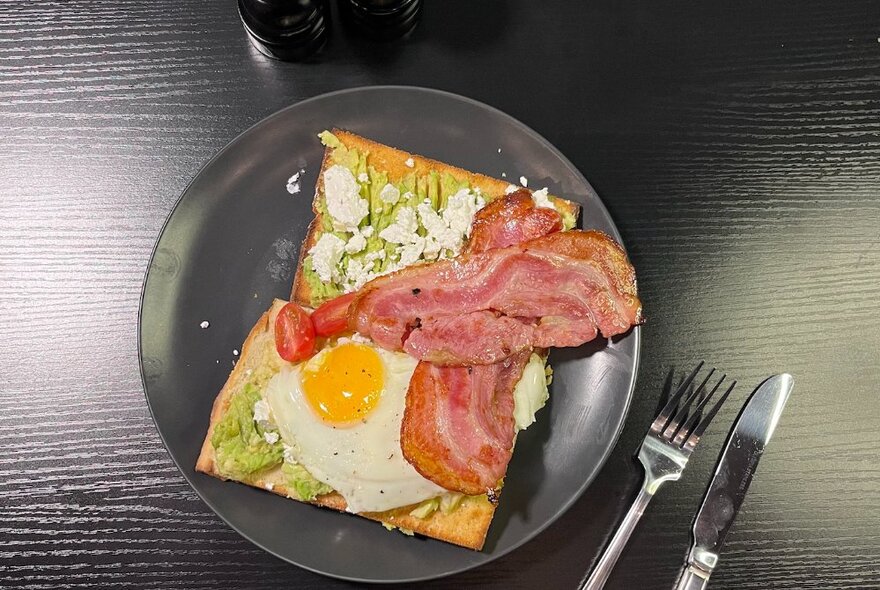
[265,339,446,513]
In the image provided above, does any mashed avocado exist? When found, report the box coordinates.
[212,384,332,499]
[282,462,332,501]
[212,384,283,479]
[559,207,577,231]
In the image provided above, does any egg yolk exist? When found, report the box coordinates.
[302,343,385,425]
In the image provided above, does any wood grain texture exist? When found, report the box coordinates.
[2,0,879,588]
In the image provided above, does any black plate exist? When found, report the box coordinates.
[139,86,640,583]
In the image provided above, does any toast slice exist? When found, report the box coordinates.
[291,129,581,306]
[196,299,497,550]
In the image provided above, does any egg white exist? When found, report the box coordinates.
[265,342,447,513]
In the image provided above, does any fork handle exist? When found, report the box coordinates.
[579,486,654,590]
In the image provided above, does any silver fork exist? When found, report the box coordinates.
[580,362,736,590]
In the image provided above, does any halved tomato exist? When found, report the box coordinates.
[274,302,315,362]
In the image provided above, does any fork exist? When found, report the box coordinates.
[579,362,736,590]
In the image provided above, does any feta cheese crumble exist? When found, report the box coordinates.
[505,184,518,194]
[323,165,369,232]
[263,431,280,445]
[253,399,273,431]
[344,231,367,255]
[397,239,426,266]
[286,169,304,194]
[379,207,419,244]
[379,183,401,205]
[404,157,415,168]
[531,187,556,210]
[519,176,529,187]
[357,172,369,183]
[282,444,297,464]
[199,320,210,329]
[444,188,484,237]
[308,233,345,282]
[416,188,484,260]
[345,257,370,291]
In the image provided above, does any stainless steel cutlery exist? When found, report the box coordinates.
[580,362,735,590]
[580,366,793,590]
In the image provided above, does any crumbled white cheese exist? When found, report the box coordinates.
[444,188,484,237]
[402,191,414,201]
[286,169,304,194]
[233,349,239,356]
[199,320,210,329]
[361,226,374,238]
[253,399,273,430]
[418,203,459,258]
[323,165,369,232]
[282,444,297,464]
[379,207,419,244]
[422,237,441,261]
[501,172,507,178]
[365,249,386,263]
[415,188,485,260]
[344,257,371,291]
[404,157,415,168]
[519,176,529,187]
[265,482,275,491]
[357,172,369,183]
[379,183,400,205]
[497,147,502,153]
[344,231,367,254]
[263,431,280,445]
[531,187,556,210]
[505,184,518,194]
[397,239,426,267]
[308,233,346,282]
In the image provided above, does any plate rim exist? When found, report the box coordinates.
[138,84,641,583]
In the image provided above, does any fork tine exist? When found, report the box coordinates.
[684,380,737,448]
[664,368,715,439]
[653,361,704,431]
[673,374,724,445]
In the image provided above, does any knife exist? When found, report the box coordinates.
[674,373,794,590]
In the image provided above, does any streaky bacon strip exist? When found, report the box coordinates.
[349,230,642,366]
[464,189,563,254]
[401,192,566,494]
[400,351,531,495]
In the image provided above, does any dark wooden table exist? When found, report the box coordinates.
[3,1,879,588]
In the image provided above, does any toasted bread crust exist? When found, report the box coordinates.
[290,129,580,306]
[196,299,496,550]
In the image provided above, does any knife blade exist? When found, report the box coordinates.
[674,373,793,590]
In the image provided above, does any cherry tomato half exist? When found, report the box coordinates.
[274,302,315,362]
[311,292,357,337]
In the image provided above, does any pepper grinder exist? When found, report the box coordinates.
[239,0,331,61]
[339,0,423,41]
